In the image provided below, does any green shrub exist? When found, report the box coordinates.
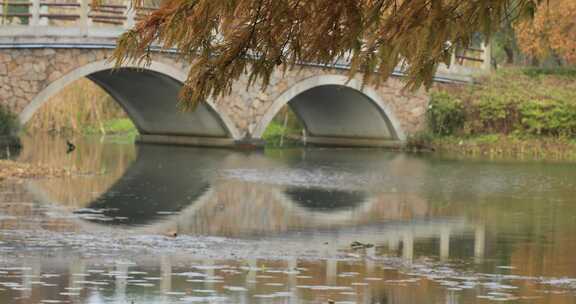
[519,99,576,136]
[262,120,302,147]
[0,105,19,136]
[475,94,520,134]
[406,131,435,150]
[427,91,465,136]
[522,68,576,79]
[430,68,576,138]
[262,106,304,147]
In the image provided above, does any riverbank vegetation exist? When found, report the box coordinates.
[0,104,18,136]
[0,103,21,151]
[421,68,576,159]
[262,107,303,148]
[0,159,72,180]
[25,78,137,136]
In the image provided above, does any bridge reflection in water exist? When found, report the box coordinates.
[22,142,485,263]
[3,137,576,303]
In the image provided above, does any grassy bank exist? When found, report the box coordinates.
[82,118,137,136]
[428,135,576,160]
[420,68,576,160]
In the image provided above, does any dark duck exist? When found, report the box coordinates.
[66,140,76,154]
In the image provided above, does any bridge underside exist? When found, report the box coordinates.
[287,85,402,148]
[87,68,235,147]
[87,72,401,148]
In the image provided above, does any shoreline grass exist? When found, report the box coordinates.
[427,135,576,161]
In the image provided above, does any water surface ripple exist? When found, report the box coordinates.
[1,135,576,303]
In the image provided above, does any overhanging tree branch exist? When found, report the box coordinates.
[109,0,544,110]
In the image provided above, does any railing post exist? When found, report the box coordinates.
[474,224,486,262]
[325,259,337,285]
[440,227,450,261]
[124,0,135,29]
[446,44,458,74]
[402,232,414,263]
[31,0,40,26]
[79,0,89,33]
[481,41,492,72]
[39,1,48,25]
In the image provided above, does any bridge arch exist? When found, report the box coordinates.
[19,59,242,141]
[253,75,406,145]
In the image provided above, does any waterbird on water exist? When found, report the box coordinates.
[164,228,178,238]
[66,140,76,154]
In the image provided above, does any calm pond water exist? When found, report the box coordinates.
[1,135,576,303]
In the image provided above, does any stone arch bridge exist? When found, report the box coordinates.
[0,1,490,148]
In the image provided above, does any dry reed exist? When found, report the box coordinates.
[25,78,129,134]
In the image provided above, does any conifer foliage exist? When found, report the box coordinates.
[111,0,543,109]
[515,0,576,65]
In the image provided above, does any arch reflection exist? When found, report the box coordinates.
[284,187,368,212]
[74,144,232,225]
[64,146,442,236]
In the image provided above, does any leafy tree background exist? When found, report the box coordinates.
[515,0,576,66]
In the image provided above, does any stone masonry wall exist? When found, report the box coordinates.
[0,47,429,140]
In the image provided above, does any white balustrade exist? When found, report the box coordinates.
[123,0,135,29]
[30,0,40,26]
[79,0,88,32]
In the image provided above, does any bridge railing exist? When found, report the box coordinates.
[0,0,155,28]
[434,42,492,81]
[0,1,490,81]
